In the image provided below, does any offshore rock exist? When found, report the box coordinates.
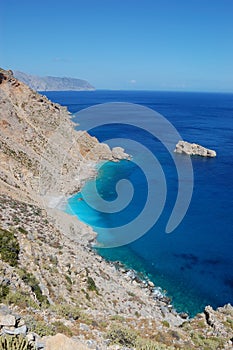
[112,146,131,160]
[174,140,216,157]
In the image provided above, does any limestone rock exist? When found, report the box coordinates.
[112,146,131,160]
[2,324,27,336]
[0,314,16,327]
[204,305,233,338]
[79,323,90,331]
[44,333,89,350]
[174,140,216,157]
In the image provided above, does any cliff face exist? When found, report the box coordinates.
[0,68,127,206]
[13,71,95,91]
[0,69,232,349]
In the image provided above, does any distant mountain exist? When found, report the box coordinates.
[13,71,95,91]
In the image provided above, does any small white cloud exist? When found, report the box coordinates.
[129,79,136,84]
[52,57,71,63]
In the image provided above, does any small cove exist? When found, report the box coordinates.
[44,90,233,317]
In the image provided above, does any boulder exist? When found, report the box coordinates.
[174,141,216,157]
[79,323,90,332]
[148,281,155,288]
[44,333,89,350]
[0,314,16,327]
[2,324,27,336]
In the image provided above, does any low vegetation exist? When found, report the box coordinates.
[86,276,99,294]
[106,324,176,350]
[50,303,81,320]
[4,290,38,309]
[18,269,49,306]
[0,284,9,302]
[0,335,35,350]
[0,228,20,266]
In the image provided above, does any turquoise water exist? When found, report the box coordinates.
[44,90,233,317]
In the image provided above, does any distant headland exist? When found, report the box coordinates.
[13,70,95,91]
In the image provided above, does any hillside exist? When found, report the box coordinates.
[13,71,95,91]
[0,68,232,349]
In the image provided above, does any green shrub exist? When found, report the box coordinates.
[0,228,20,266]
[191,332,225,349]
[28,320,55,337]
[225,317,233,329]
[65,274,72,285]
[135,338,174,350]
[106,325,175,349]
[109,315,125,322]
[106,325,137,347]
[51,303,81,320]
[18,269,49,306]
[161,320,170,328]
[0,334,35,350]
[52,321,73,337]
[87,276,99,294]
[0,284,9,302]
[18,227,28,235]
[4,290,38,309]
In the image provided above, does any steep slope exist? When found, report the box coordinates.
[0,68,232,349]
[14,71,95,91]
[0,68,125,205]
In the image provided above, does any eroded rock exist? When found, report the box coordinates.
[0,314,16,327]
[44,333,89,350]
[174,140,216,157]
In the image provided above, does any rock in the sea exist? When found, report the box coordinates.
[174,140,216,157]
[112,146,131,160]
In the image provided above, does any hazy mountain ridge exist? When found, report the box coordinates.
[14,70,95,91]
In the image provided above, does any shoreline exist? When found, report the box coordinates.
[47,159,183,317]
[59,156,230,320]
[58,159,191,319]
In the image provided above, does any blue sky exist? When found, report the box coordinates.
[1,0,233,91]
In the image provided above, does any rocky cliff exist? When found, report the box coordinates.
[14,71,95,91]
[0,68,232,349]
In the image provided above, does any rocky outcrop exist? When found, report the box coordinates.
[174,140,216,157]
[204,304,233,338]
[44,334,89,350]
[14,70,95,91]
[0,68,129,205]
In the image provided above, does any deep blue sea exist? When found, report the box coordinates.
[44,90,233,317]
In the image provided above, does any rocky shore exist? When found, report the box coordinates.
[0,68,232,349]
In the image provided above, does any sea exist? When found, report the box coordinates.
[43,90,233,317]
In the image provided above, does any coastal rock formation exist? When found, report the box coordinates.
[174,140,216,157]
[14,70,95,91]
[0,68,232,349]
[0,68,129,205]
